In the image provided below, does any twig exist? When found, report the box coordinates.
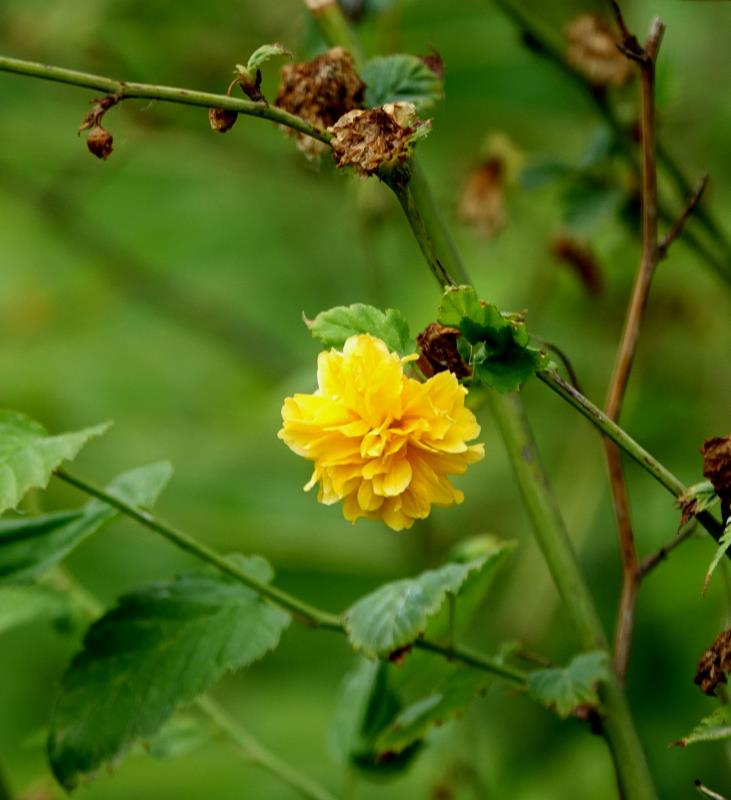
[658,173,709,259]
[639,519,698,579]
[0,55,330,144]
[602,7,665,681]
[695,780,729,800]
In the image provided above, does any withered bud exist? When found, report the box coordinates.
[328,103,425,177]
[208,106,238,133]
[416,322,471,379]
[550,236,604,297]
[701,436,731,510]
[565,14,634,88]
[86,125,113,160]
[458,158,506,238]
[387,644,413,665]
[275,47,365,157]
[420,47,444,79]
[695,629,731,696]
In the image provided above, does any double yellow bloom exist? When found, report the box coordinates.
[278,334,484,531]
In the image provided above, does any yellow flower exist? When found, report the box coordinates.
[278,334,484,531]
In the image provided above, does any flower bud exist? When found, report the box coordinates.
[208,106,238,133]
[86,125,113,160]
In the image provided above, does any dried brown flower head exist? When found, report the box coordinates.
[86,125,113,160]
[275,47,365,157]
[701,436,731,509]
[458,159,506,238]
[417,322,471,379]
[208,106,238,133]
[565,14,634,88]
[550,236,604,297]
[328,102,426,177]
[695,629,731,696]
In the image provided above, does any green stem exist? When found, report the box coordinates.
[195,696,338,800]
[538,369,725,544]
[486,391,606,650]
[305,0,365,66]
[54,468,527,687]
[384,162,470,287]
[0,55,331,144]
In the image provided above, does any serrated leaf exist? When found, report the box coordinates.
[675,706,731,747]
[0,412,110,517]
[528,651,610,719]
[307,304,413,355]
[703,518,731,596]
[375,667,489,755]
[0,462,173,584]
[437,287,544,393]
[246,43,291,73]
[345,558,489,658]
[362,54,442,112]
[0,584,77,636]
[48,555,290,790]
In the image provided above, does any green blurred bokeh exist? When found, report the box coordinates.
[1,0,730,797]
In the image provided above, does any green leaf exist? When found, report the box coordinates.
[0,411,110,517]
[675,706,731,747]
[528,651,610,719]
[48,555,290,790]
[0,462,173,584]
[375,667,489,755]
[307,304,413,355]
[0,584,77,636]
[143,715,211,760]
[362,54,442,112]
[345,557,490,658]
[437,287,544,393]
[561,180,625,233]
[246,43,291,73]
[703,517,731,595]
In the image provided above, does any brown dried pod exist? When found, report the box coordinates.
[86,125,114,160]
[274,47,365,156]
[694,629,731,696]
[208,106,238,133]
[416,322,471,379]
[328,103,425,177]
[564,14,634,88]
[458,158,506,238]
[550,236,604,297]
[701,436,731,509]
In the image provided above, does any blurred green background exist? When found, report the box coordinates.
[1,0,730,797]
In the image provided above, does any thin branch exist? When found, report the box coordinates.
[0,55,330,144]
[603,7,665,680]
[55,467,528,686]
[658,173,709,259]
[639,519,698,579]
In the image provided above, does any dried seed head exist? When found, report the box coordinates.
[565,14,634,87]
[695,629,731,696]
[86,125,114,160]
[208,106,238,133]
[275,47,365,157]
[416,322,471,380]
[328,103,426,177]
[458,159,506,238]
[550,236,604,297]
[701,435,731,509]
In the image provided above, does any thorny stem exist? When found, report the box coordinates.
[603,12,664,680]
[0,55,331,144]
[195,696,338,800]
[55,468,528,687]
[488,0,731,284]
[53,570,337,800]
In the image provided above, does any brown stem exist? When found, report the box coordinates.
[658,173,709,260]
[603,10,665,681]
[639,519,698,579]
